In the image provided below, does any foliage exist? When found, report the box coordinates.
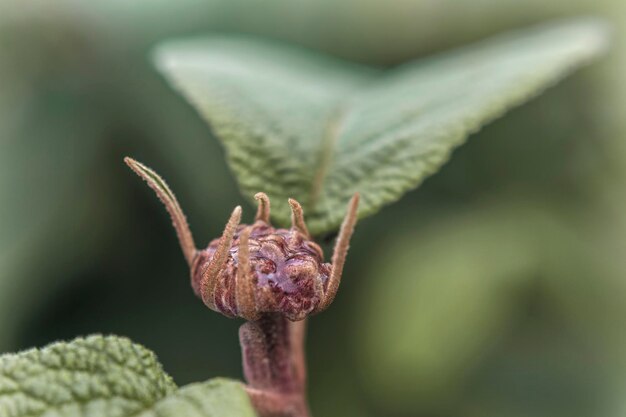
[0,335,255,417]
[1,1,624,416]
[357,200,603,413]
[155,19,608,235]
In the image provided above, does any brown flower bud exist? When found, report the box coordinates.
[125,158,359,322]
[191,221,331,321]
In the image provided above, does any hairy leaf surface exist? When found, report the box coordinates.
[155,19,608,234]
[0,335,256,417]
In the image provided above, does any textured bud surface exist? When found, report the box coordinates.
[192,221,331,321]
[125,159,358,323]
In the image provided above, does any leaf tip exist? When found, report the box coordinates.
[555,17,613,57]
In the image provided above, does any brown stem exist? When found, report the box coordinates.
[240,314,311,417]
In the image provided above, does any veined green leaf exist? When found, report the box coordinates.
[0,335,256,417]
[0,335,176,416]
[155,19,609,235]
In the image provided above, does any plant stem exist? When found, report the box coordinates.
[240,314,311,417]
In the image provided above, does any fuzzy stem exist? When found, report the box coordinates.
[240,314,311,417]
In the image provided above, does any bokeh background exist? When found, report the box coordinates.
[1,1,625,416]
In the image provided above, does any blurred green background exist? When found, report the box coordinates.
[1,1,625,416]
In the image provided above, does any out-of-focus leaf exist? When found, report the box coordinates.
[155,19,608,235]
[355,201,585,412]
[0,335,256,417]
[0,20,117,352]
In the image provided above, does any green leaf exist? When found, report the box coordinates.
[0,335,175,416]
[0,335,256,417]
[354,200,591,412]
[155,18,608,235]
[138,379,256,417]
